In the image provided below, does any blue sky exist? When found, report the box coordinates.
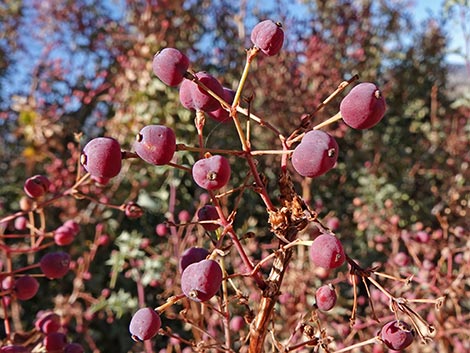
[414,0,466,64]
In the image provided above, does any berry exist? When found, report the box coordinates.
[134,125,176,165]
[192,155,231,190]
[197,205,220,231]
[40,251,71,279]
[380,320,414,350]
[229,315,245,331]
[339,82,386,129]
[179,71,225,112]
[14,275,39,300]
[309,233,345,269]
[152,48,190,86]
[250,20,284,56]
[178,209,191,223]
[179,247,210,273]
[81,137,122,179]
[64,343,84,353]
[43,332,67,352]
[129,307,161,341]
[53,221,80,246]
[23,174,51,198]
[181,259,223,302]
[14,216,28,231]
[207,87,236,123]
[124,201,144,219]
[315,284,337,311]
[35,311,61,334]
[155,223,168,237]
[292,130,339,178]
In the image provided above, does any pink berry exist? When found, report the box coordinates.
[181,259,223,302]
[152,48,190,86]
[179,71,225,112]
[315,284,337,311]
[192,155,231,190]
[292,130,339,178]
[229,315,245,331]
[309,233,345,269]
[54,225,76,246]
[129,307,161,341]
[134,125,176,165]
[155,223,168,237]
[40,251,71,279]
[81,137,122,179]
[207,87,236,123]
[340,82,386,129]
[250,20,284,56]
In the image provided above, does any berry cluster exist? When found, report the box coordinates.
[1,14,443,353]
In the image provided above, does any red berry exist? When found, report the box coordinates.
[43,332,67,351]
[35,311,61,334]
[192,155,231,190]
[54,225,76,246]
[309,233,345,269]
[340,82,386,129]
[250,20,284,56]
[197,205,220,231]
[292,130,339,178]
[179,247,210,273]
[152,48,190,86]
[14,275,39,300]
[40,251,71,279]
[315,284,337,311]
[129,307,161,341]
[207,87,235,123]
[181,259,223,302]
[134,125,176,165]
[179,71,225,112]
[23,174,51,198]
[380,320,414,350]
[81,137,122,179]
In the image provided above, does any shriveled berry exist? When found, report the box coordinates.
[380,320,414,350]
[250,20,284,56]
[134,125,176,165]
[340,82,386,129]
[129,307,161,341]
[23,175,51,198]
[81,137,122,179]
[152,48,190,86]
